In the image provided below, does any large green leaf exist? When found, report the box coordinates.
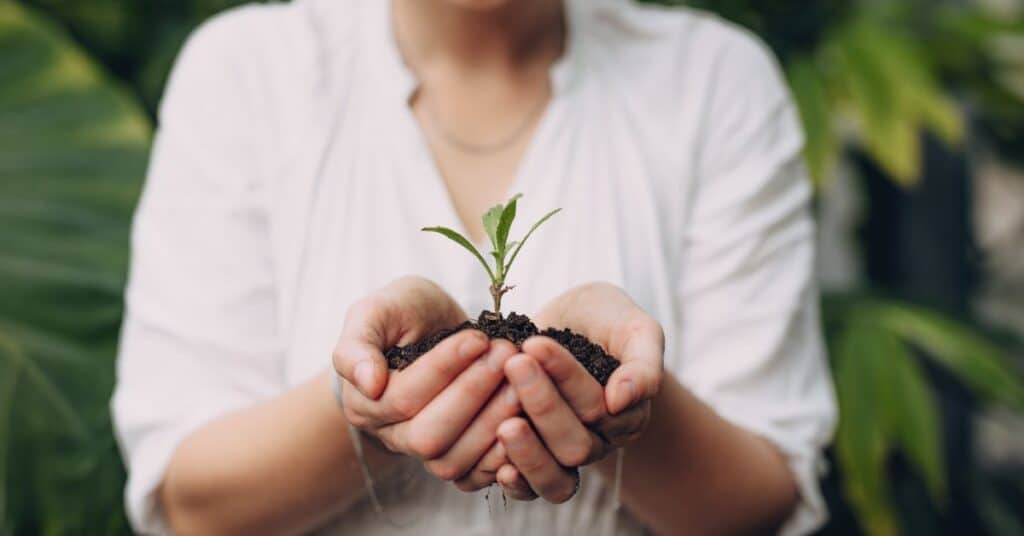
[833,22,921,185]
[875,303,1024,413]
[828,296,1023,535]
[885,327,946,504]
[787,55,839,188]
[0,1,150,533]
[833,304,949,534]
[834,316,899,536]
[829,18,964,186]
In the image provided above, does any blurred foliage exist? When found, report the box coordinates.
[680,0,1024,187]
[20,0,250,113]
[676,1,1024,532]
[1,0,1023,535]
[0,0,148,532]
[825,296,1024,535]
[928,9,1024,166]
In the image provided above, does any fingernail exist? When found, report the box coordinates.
[459,333,487,359]
[508,356,538,384]
[618,379,636,410]
[502,429,523,446]
[354,361,374,392]
[498,420,525,444]
[504,387,518,407]
[486,347,509,373]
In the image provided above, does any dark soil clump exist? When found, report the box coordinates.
[384,311,620,385]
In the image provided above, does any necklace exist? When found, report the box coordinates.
[421,89,550,155]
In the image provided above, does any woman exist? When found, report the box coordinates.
[112,0,836,534]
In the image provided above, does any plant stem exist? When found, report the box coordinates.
[490,284,502,316]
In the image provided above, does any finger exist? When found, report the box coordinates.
[606,316,664,414]
[496,464,537,501]
[606,360,661,415]
[521,336,607,423]
[333,336,389,400]
[378,276,468,342]
[377,330,489,423]
[341,373,408,430]
[453,442,506,492]
[340,378,380,429]
[334,278,469,399]
[342,330,489,426]
[505,355,605,467]
[426,381,521,481]
[409,340,517,462]
[497,418,578,504]
[366,423,404,454]
[594,401,650,447]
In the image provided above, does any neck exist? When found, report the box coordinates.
[392,0,566,72]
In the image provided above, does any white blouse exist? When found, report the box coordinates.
[112,0,837,534]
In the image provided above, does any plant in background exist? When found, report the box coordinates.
[827,296,1024,535]
[707,1,1021,189]
[0,2,150,533]
[654,0,1024,533]
[423,194,560,317]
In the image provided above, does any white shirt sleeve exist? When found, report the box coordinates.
[676,28,838,535]
[111,9,283,534]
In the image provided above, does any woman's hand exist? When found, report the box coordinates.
[491,282,665,502]
[332,276,521,482]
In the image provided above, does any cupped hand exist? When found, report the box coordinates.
[332,276,522,482]
[489,282,665,502]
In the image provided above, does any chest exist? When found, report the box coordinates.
[272,79,696,384]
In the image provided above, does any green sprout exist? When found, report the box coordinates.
[423,194,561,317]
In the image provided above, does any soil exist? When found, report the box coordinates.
[384,311,620,385]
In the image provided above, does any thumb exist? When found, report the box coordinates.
[333,338,388,400]
[606,361,661,415]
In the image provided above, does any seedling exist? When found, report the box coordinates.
[390,196,615,383]
[423,194,560,317]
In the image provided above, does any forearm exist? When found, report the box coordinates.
[161,369,401,535]
[597,376,798,535]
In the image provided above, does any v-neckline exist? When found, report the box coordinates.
[375,0,581,252]
[398,94,562,252]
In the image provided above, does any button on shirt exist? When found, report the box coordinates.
[112,0,838,533]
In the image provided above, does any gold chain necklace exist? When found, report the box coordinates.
[421,88,549,155]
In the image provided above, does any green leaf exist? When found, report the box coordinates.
[504,208,561,275]
[0,342,19,526]
[875,303,1024,413]
[828,298,994,534]
[422,226,496,282]
[886,328,946,504]
[787,56,838,188]
[834,23,921,185]
[482,203,504,252]
[0,2,149,532]
[496,193,522,255]
[830,18,964,187]
[833,317,899,536]
[866,23,963,147]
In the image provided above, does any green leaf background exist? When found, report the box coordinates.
[0,1,148,532]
